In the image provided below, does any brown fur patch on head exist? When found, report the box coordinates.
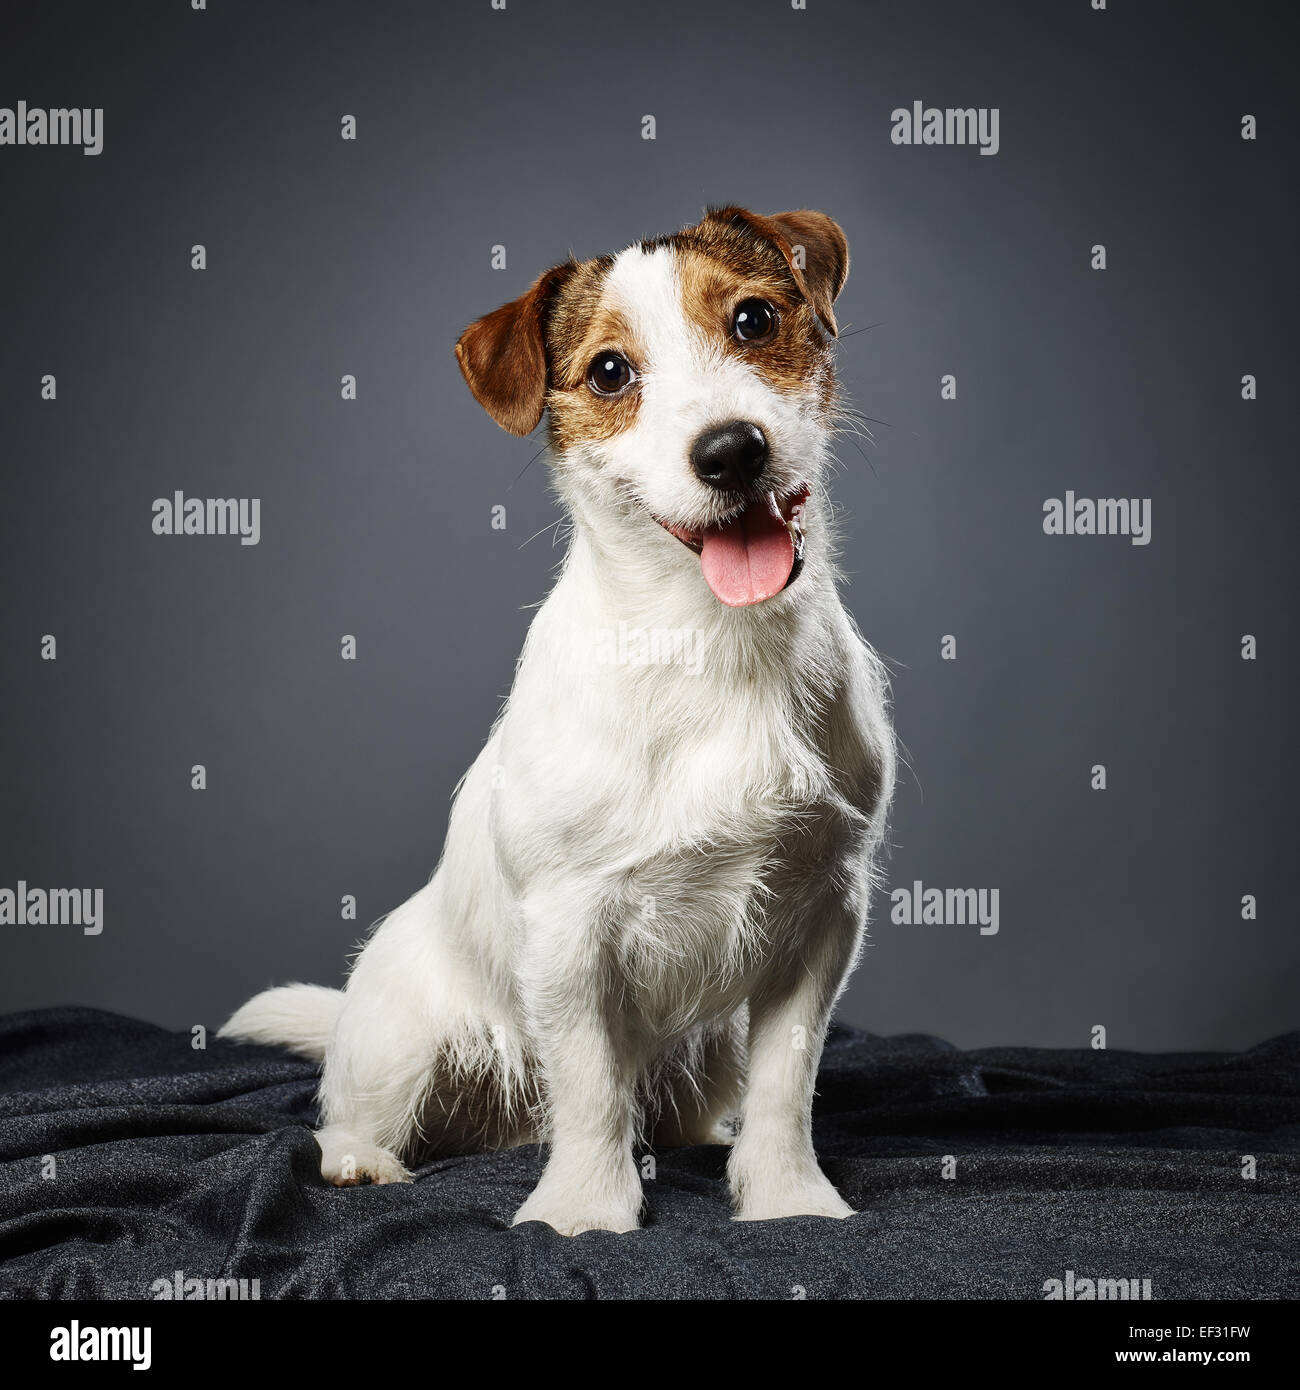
[545,255,647,451]
[457,254,640,445]
[705,207,849,336]
[670,209,841,403]
[545,256,617,388]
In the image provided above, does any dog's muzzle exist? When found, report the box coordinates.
[656,484,809,608]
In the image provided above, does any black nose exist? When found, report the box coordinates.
[690,420,768,491]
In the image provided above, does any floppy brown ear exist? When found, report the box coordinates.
[454,262,575,436]
[710,207,849,336]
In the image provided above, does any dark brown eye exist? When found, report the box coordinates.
[732,298,776,344]
[587,352,635,396]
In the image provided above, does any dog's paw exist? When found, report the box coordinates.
[735,1190,854,1222]
[315,1128,411,1187]
[511,1197,640,1236]
[731,1169,854,1223]
[511,1172,641,1236]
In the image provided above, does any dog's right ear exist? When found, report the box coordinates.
[454,263,576,436]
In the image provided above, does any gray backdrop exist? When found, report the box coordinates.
[1,0,1295,1050]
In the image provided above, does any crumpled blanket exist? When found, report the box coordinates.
[1,1007,1295,1299]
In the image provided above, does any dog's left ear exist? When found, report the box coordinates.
[710,207,849,337]
[455,262,576,436]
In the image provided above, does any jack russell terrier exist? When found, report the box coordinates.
[222,207,895,1235]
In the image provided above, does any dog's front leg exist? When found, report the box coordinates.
[511,910,642,1236]
[512,1019,641,1235]
[729,922,860,1223]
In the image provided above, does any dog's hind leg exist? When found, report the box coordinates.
[313,880,506,1185]
[314,1123,412,1187]
[314,972,429,1186]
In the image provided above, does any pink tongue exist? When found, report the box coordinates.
[699,495,794,607]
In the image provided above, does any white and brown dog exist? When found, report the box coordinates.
[222,207,895,1235]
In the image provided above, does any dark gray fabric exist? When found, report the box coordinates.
[0,1008,1295,1300]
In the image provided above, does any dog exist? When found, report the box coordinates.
[221,206,895,1235]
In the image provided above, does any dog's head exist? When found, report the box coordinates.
[455,207,848,608]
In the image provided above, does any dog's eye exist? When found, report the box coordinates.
[732,299,777,344]
[587,352,635,396]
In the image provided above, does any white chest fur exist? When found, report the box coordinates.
[480,532,892,1038]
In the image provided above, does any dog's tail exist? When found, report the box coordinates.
[218,983,343,1061]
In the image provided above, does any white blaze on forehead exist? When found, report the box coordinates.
[601,240,766,420]
[603,243,702,378]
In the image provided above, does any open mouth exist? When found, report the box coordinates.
[656,486,810,607]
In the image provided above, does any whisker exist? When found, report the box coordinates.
[517,517,566,551]
[508,443,549,490]
[842,435,878,480]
